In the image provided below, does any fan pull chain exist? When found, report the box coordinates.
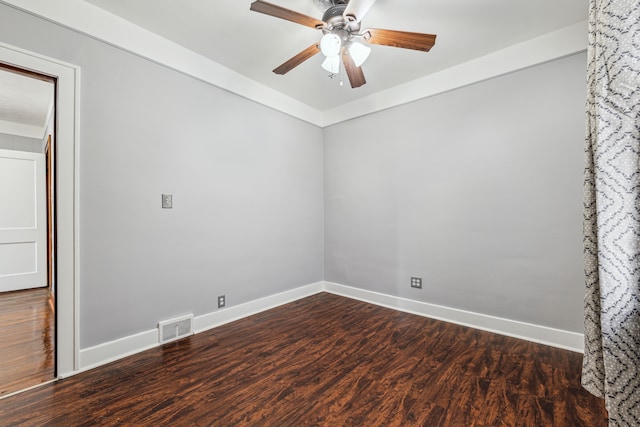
[327,57,344,87]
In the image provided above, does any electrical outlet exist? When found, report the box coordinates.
[410,277,422,289]
[218,295,226,308]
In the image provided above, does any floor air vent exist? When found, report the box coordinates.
[158,314,194,344]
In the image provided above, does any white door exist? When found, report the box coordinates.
[0,149,46,292]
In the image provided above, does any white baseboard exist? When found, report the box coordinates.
[193,282,324,333]
[77,329,158,375]
[322,281,584,353]
[77,282,324,373]
[76,279,583,375]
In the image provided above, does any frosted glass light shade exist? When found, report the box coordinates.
[320,33,342,57]
[349,42,371,67]
[322,55,340,74]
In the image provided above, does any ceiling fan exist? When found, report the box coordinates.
[249,0,437,88]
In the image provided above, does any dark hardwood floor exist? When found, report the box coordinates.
[0,293,607,426]
[0,288,55,398]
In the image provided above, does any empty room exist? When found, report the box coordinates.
[0,0,637,425]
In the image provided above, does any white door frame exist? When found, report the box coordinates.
[0,41,80,376]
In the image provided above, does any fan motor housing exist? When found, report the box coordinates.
[322,4,360,32]
[314,0,347,9]
[322,5,346,26]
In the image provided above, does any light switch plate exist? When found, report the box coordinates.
[162,194,173,209]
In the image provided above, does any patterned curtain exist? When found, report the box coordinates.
[582,0,640,425]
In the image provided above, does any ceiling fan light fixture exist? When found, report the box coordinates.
[349,41,371,67]
[249,0,437,89]
[320,33,342,57]
[321,55,341,74]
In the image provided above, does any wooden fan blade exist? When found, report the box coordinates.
[343,0,377,24]
[362,28,437,52]
[250,0,324,29]
[273,43,320,75]
[341,49,366,88]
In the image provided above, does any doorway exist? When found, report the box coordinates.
[0,40,80,387]
[0,63,56,397]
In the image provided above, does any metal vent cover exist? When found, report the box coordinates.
[158,314,193,344]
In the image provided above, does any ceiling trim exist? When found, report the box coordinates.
[0,0,325,126]
[322,21,588,126]
[1,0,587,128]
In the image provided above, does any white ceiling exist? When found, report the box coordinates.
[0,68,54,138]
[81,0,587,111]
[0,0,588,126]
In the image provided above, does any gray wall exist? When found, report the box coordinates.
[0,132,42,152]
[324,53,587,333]
[0,4,324,348]
[0,3,587,348]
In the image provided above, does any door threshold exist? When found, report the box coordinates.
[0,378,57,401]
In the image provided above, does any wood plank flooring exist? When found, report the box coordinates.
[0,293,607,426]
[0,288,55,398]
